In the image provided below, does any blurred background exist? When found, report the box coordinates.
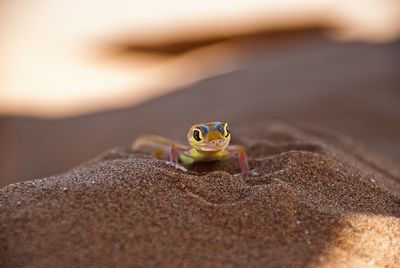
[1,0,399,187]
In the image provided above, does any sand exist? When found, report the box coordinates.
[1,123,399,267]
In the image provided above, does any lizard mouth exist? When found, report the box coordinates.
[195,141,228,152]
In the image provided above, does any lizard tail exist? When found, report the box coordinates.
[131,134,183,159]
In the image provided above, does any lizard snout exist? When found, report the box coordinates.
[206,132,227,148]
[210,139,223,145]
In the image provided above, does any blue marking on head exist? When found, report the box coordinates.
[214,122,223,133]
[199,124,209,134]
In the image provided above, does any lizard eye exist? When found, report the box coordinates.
[224,124,230,138]
[193,129,202,141]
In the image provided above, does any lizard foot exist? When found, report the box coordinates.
[165,161,188,172]
[234,169,260,178]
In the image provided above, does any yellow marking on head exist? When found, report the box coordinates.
[207,131,223,141]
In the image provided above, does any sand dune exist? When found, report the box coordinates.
[1,123,399,267]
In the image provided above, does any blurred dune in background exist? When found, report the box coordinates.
[0,0,399,117]
[0,0,400,186]
[1,36,399,187]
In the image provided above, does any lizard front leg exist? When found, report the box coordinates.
[226,145,250,176]
[168,144,191,172]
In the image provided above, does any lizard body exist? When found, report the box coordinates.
[132,122,250,176]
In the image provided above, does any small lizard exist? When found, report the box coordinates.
[132,122,254,176]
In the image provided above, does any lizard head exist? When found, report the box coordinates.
[187,122,231,152]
